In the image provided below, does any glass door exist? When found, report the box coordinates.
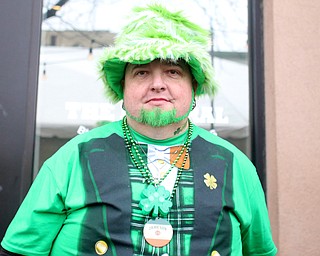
[35,0,250,173]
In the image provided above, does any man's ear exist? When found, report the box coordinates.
[192,79,198,96]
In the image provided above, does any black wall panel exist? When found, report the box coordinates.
[0,0,42,238]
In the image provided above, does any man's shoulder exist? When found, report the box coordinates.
[47,120,123,159]
[192,125,249,160]
[193,125,234,148]
[69,120,123,144]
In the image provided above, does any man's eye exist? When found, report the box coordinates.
[135,71,147,76]
[168,69,180,76]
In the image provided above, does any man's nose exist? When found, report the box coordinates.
[150,73,167,92]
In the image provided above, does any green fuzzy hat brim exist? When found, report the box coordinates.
[98,4,218,103]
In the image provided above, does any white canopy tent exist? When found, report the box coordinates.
[36,46,249,139]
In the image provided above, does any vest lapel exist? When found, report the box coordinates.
[80,133,133,255]
[190,136,234,255]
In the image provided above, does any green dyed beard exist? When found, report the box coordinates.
[126,108,183,127]
[125,92,195,127]
[125,104,192,127]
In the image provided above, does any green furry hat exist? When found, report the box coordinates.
[98,3,217,103]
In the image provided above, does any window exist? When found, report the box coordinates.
[34,0,250,172]
[50,35,57,46]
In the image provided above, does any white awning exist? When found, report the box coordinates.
[37,46,249,139]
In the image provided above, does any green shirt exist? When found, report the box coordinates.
[1,120,277,255]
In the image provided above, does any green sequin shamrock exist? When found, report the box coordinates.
[139,184,173,218]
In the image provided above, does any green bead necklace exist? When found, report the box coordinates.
[122,117,193,217]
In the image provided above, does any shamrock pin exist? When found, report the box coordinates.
[204,173,218,190]
[139,184,173,218]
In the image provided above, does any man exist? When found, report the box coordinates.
[1,4,277,256]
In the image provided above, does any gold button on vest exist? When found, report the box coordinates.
[211,250,221,256]
[95,240,108,255]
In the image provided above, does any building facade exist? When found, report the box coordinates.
[1,1,320,254]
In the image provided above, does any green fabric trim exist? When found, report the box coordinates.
[103,58,126,101]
